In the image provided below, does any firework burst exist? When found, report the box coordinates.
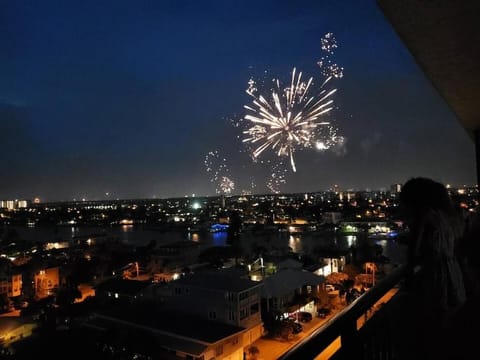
[204,150,235,195]
[242,68,337,172]
[318,32,344,79]
[219,176,235,195]
[266,162,287,194]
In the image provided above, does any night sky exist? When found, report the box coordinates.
[0,0,475,202]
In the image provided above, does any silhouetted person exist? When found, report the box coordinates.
[391,177,466,360]
[442,203,480,359]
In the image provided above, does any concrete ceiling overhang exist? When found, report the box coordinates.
[377,0,480,140]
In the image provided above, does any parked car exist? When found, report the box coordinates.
[14,300,29,310]
[317,307,331,318]
[291,321,303,334]
[280,319,303,336]
[297,311,313,322]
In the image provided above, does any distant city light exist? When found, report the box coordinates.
[192,202,201,210]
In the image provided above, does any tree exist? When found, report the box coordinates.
[56,285,82,308]
[227,210,243,264]
[0,294,12,313]
[326,272,349,285]
[279,321,294,340]
[248,345,260,360]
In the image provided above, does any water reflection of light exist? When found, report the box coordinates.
[375,240,388,258]
[213,231,227,246]
[189,233,200,242]
[346,235,357,247]
[289,235,302,253]
[121,225,133,232]
[45,242,69,250]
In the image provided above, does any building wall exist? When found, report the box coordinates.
[0,200,29,210]
[237,288,262,329]
[202,334,244,360]
[0,274,22,297]
[322,212,342,224]
[164,283,262,330]
[241,323,263,347]
[34,267,60,299]
[313,257,346,276]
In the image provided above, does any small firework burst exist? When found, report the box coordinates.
[314,126,344,150]
[266,162,288,194]
[321,32,338,54]
[219,176,235,195]
[318,32,344,78]
[204,150,235,195]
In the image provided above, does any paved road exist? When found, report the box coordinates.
[248,288,399,360]
[76,283,95,302]
[249,309,341,360]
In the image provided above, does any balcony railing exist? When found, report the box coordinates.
[278,264,408,360]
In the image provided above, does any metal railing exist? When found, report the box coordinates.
[278,264,407,360]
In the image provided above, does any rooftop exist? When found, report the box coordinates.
[88,306,246,355]
[94,278,151,295]
[262,268,325,298]
[175,270,261,293]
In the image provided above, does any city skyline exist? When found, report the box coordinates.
[0,0,475,202]
[1,181,477,205]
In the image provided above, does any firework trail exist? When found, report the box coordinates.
[242,68,337,172]
[204,150,235,195]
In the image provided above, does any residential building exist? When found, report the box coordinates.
[0,273,22,298]
[34,266,60,299]
[311,257,346,277]
[85,309,247,360]
[94,278,151,303]
[157,270,264,348]
[261,268,324,319]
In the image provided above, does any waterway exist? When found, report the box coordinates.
[8,224,406,265]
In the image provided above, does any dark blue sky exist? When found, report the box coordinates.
[0,0,475,201]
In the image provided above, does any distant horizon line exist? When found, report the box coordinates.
[2,183,477,205]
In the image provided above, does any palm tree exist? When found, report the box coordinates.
[248,345,260,360]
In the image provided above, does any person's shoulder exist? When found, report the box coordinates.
[423,208,463,235]
[421,208,444,227]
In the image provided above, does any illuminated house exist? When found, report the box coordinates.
[322,212,342,224]
[159,270,264,350]
[0,273,22,298]
[86,269,263,359]
[311,257,346,277]
[34,266,60,299]
[261,268,325,318]
[94,278,151,303]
